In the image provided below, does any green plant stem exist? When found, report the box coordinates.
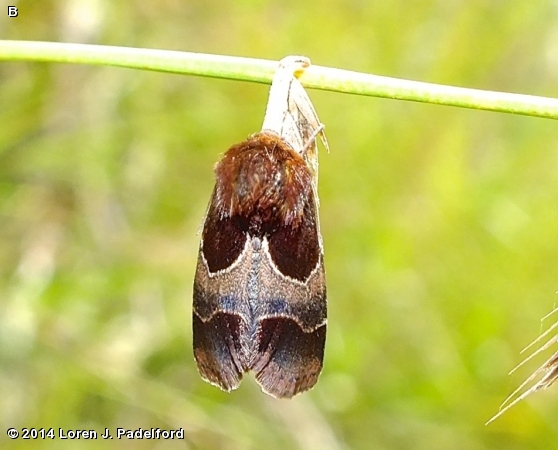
[1,40,558,120]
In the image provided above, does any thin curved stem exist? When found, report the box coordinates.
[1,40,558,120]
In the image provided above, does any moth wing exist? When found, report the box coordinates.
[253,317,326,398]
[251,194,327,398]
[192,194,251,392]
[192,311,244,391]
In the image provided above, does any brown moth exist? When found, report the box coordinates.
[192,56,328,398]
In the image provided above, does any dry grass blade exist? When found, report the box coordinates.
[486,306,558,425]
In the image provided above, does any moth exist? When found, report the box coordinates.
[192,56,328,398]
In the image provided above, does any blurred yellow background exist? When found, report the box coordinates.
[2,1,558,449]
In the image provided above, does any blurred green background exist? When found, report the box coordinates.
[2,1,558,449]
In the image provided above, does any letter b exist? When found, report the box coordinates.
[8,6,18,17]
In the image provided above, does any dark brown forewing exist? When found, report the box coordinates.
[253,318,326,398]
[192,312,245,391]
[251,195,326,398]
[193,189,250,392]
[201,190,247,272]
[267,192,320,281]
